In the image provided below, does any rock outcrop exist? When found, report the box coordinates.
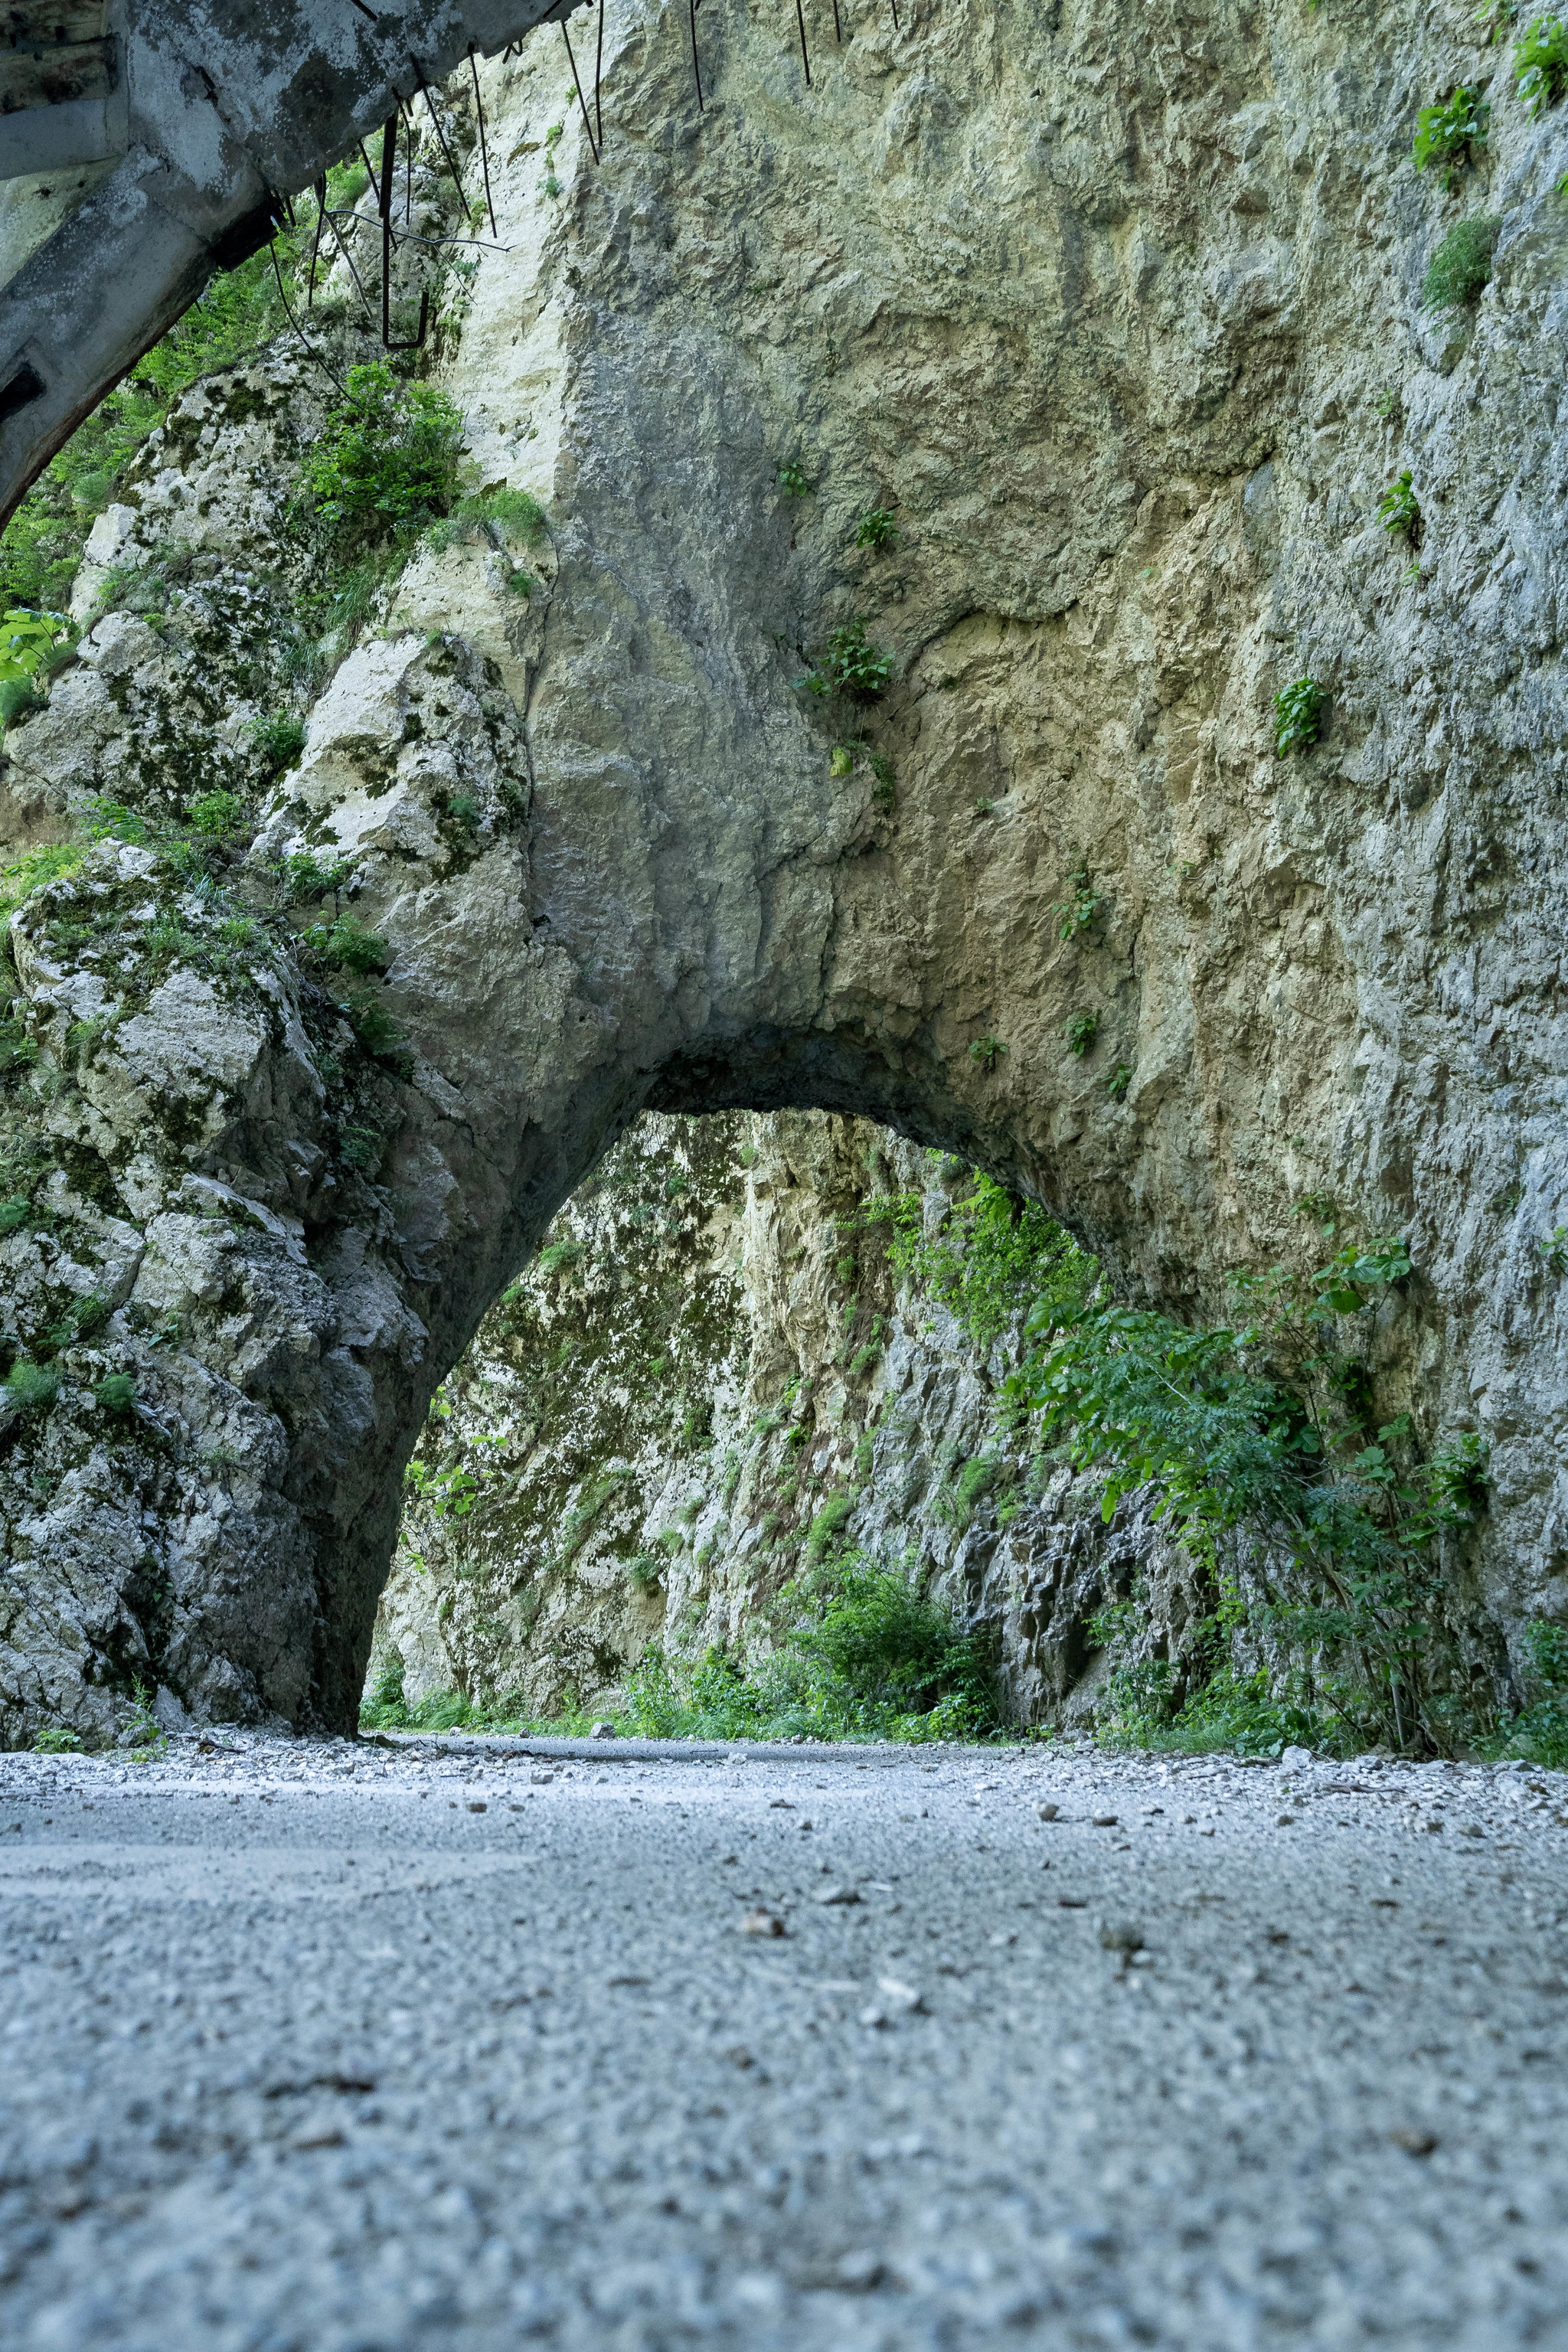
[3,0,1568,1741]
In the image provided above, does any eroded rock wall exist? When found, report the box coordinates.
[2,0,1566,1740]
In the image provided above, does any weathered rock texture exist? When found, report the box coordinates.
[3,0,1568,1741]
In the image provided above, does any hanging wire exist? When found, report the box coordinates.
[410,56,469,208]
[318,201,378,321]
[380,110,429,348]
[688,0,704,109]
[831,0,841,39]
[357,136,382,210]
[561,19,601,162]
[794,0,812,83]
[595,0,605,155]
[890,0,900,27]
[467,43,498,237]
[269,239,351,398]
[305,173,327,306]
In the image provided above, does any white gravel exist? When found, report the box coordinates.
[2,1734,1566,2349]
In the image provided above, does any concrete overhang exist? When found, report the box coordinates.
[0,0,580,534]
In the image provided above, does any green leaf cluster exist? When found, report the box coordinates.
[1377,471,1420,535]
[1273,677,1324,756]
[805,618,894,701]
[299,361,466,551]
[1515,11,1568,113]
[1413,84,1489,175]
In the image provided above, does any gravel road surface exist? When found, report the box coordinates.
[2,1733,1566,2350]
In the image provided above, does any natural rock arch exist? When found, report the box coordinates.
[2,1,1566,1743]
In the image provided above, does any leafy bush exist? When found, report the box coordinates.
[1106,1062,1133,1101]
[6,1360,60,1410]
[969,1034,1006,1072]
[805,619,894,701]
[94,1372,138,1413]
[0,841,83,924]
[858,1167,1090,1353]
[250,713,305,773]
[619,1550,1001,1743]
[1378,471,1420,536]
[1422,215,1501,310]
[855,506,899,548]
[0,677,44,730]
[1273,678,1324,756]
[426,485,547,551]
[805,1492,855,1563]
[867,750,897,810]
[1413,85,1488,178]
[778,458,812,498]
[1065,1011,1098,1057]
[0,607,70,717]
[1515,13,1568,114]
[304,913,390,974]
[34,1724,82,1753]
[345,992,410,1063]
[1053,867,1103,942]
[301,362,465,550]
[187,789,247,837]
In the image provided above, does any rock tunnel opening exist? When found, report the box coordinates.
[364,1102,1125,1749]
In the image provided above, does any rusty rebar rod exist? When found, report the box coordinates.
[561,19,601,162]
[467,44,498,237]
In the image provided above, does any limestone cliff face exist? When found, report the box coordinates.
[2,0,1567,1740]
[374,1109,1174,1726]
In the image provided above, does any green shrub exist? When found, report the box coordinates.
[1412,85,1488,178]
[94,1371,138,1413]
[969,1034,1006,1072]
[805,619,894,701]
[0,678,44,730]
[805,1491,856,1563]
[619,1549,1001,1743]
[301,362,465,550]
[6,1360,60,1410]
[34,1723,82,1753]
[1065,1010,1098,1057]
[1377,471,1420,536]
[426,485,547,550]
[187,789,247,837]
[854,506,899,548]
[345,993,409,1062]
[250,713,305,772]
[778,458,812,497]
[1273,677,1324,756]
[284,848,352,903]
[1106,1063,1133,1101]
[1053,867,1102,941]
[1421,215,1501,310]
[305,913,390,974]
[0,1195,30,1231]
[1515,13,1568,114]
